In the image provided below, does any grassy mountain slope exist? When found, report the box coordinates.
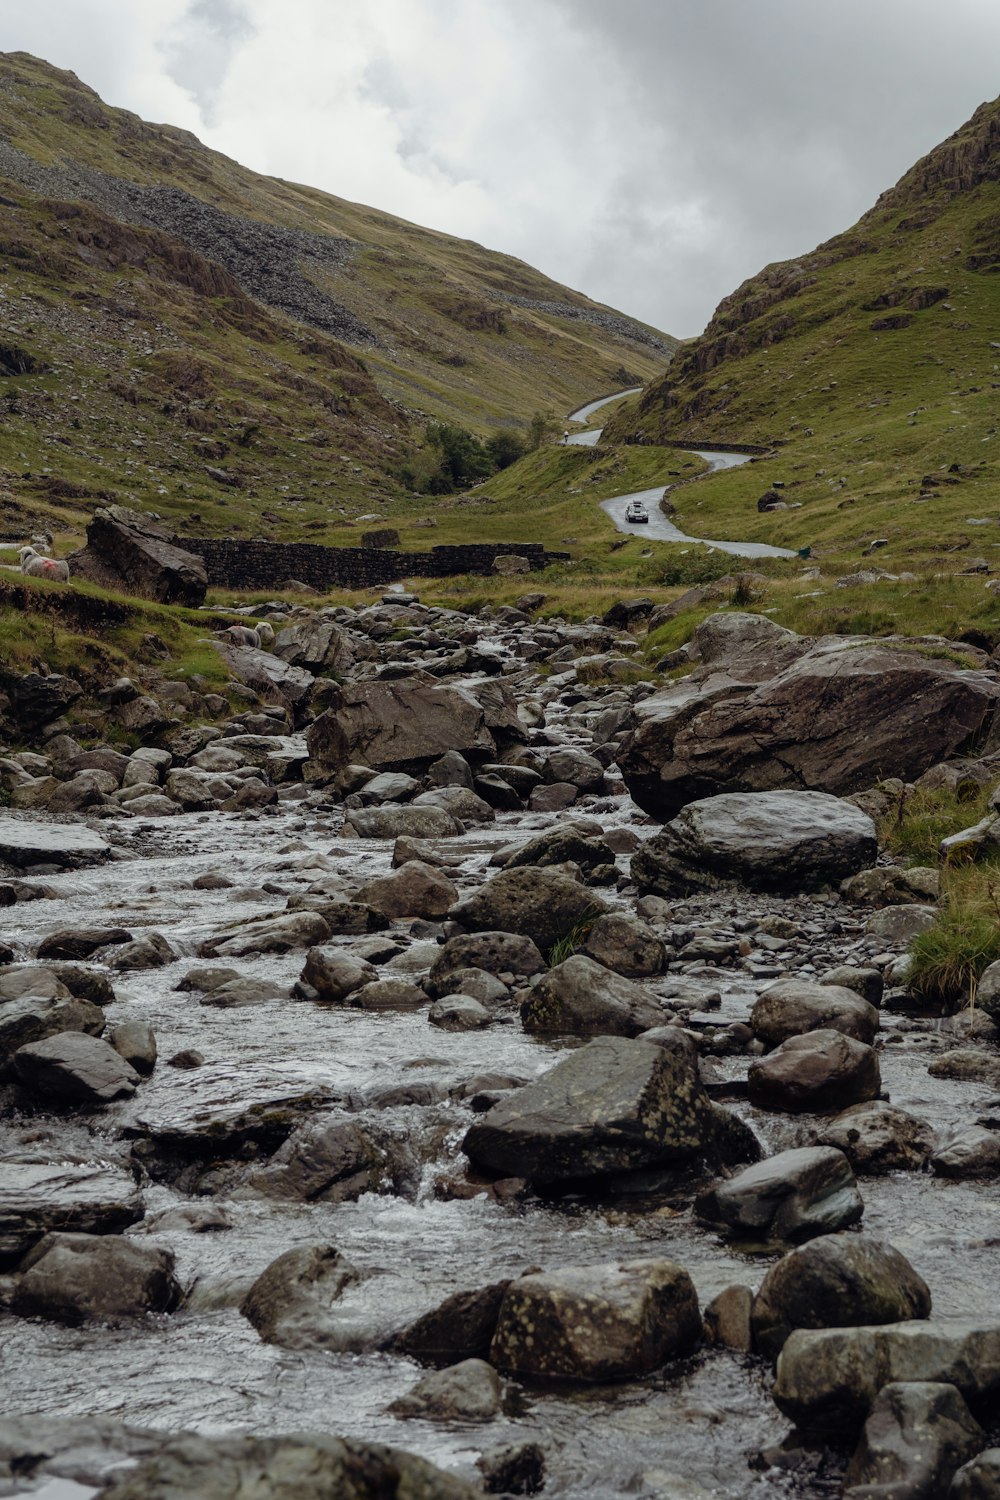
[604,96,1000,567]
[0,52,675,545]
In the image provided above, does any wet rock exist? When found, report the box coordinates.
[107,932,177,970]
[696,1146,863,1242]
[464,1033,746,1183]
[428,932,546,993]
[619,621,1000,819]
[928,1050,1000,1086]
[819,1102,935,1174]
[108,1020,157,1076]
[976,959,1000,1023]
[751,1233,932,1361]
[125,1070,335,1161]
[821,965,885,1005]
[0,822,110,870]
[0,994,105,1067]
[543,746,605,791]
[436,967,507,1008]
[581,912,666,976]
[36,926,132,960]
[0,1154,143,1261]
[98,1429,482,1500]
[200,977,286,1008]
[450,866,609,954]
[842,865,941,907]
[932,1126,1000,1178]
[389,1358,502,1421]
[12,1232,181,1324]
[529,782,578,811]
[478,1441,546,1496]
[773,1318,1000,1430]
[350,978,427,1012]
[428,995,491,1030]
[748,1029,881,1112]
[14,1031,140,1104]
[357,861,458,920]
[240,1243,359,1350]
[844,1381,983,1498]
[414,785,495,826]
[393,1281,511,1364]
[632,791,876,895]
[199,910,329,958]
[520,954,666,1037]
[426,749,475,790]
[750,980,880,1047]
[300,948,378,1003]
[343,805,463,839]
[866,904,938,943]
[704,1284,754,1352]
[286,896,389,935]
[951,1449,1000,1499]
[490,1258,701,1381]
[0,966,70,1002]
[501,824,615,873]
[243,1117,414,1203]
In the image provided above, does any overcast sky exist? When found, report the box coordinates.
[2,0,1000,338]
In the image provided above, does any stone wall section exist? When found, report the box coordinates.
[174,536,569,590]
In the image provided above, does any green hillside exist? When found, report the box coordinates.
[0,52,675,546]
[604,96,1000,569]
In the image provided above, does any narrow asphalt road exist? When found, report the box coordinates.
[565,389,795,558]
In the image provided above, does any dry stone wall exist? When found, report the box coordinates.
[174,536,569,591]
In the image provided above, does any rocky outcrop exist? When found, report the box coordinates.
[619,617,1000,819]
[68,505,207,605]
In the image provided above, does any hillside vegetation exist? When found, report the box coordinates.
[605,95,1000,571]
[0,52,674,546]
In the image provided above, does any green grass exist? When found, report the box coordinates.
[878,782,996,866]
[908,867,1000,1008]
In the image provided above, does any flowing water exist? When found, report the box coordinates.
[4,778,1000,1498]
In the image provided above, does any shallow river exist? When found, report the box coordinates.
[5,782,1000,1498]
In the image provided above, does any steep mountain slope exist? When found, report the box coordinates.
[605,97,1000,564]
[0,52,675,544]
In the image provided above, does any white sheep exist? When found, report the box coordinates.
[223,624,261,649]
[19,545,69,582]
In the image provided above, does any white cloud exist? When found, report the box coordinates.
[2,0,1000,336]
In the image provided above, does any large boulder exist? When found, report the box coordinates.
[306,678,518,781]
[213,644,314,722]
[96,1430,482,1500]
[490,1259,701,1382]
[619,621,1000,819]
[463,1033,753,1183]
[0,822,110,870]
[747,1029,881,1113]
[750,979,880,1047]
[0,1154,144,1261]
[632,791,877,895]
[773,1318,1000,1430]
[13,1032,140,1104]
[68,505,207,605]
[751,1233,932,1360]
[818,1102,935,1174]
[845,1382,983,1499]
[12,1232,181,1324]
[449,867,609,954]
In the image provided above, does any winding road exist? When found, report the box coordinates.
[565,390,795,559]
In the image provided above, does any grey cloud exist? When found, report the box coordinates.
[161,0,255,123]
